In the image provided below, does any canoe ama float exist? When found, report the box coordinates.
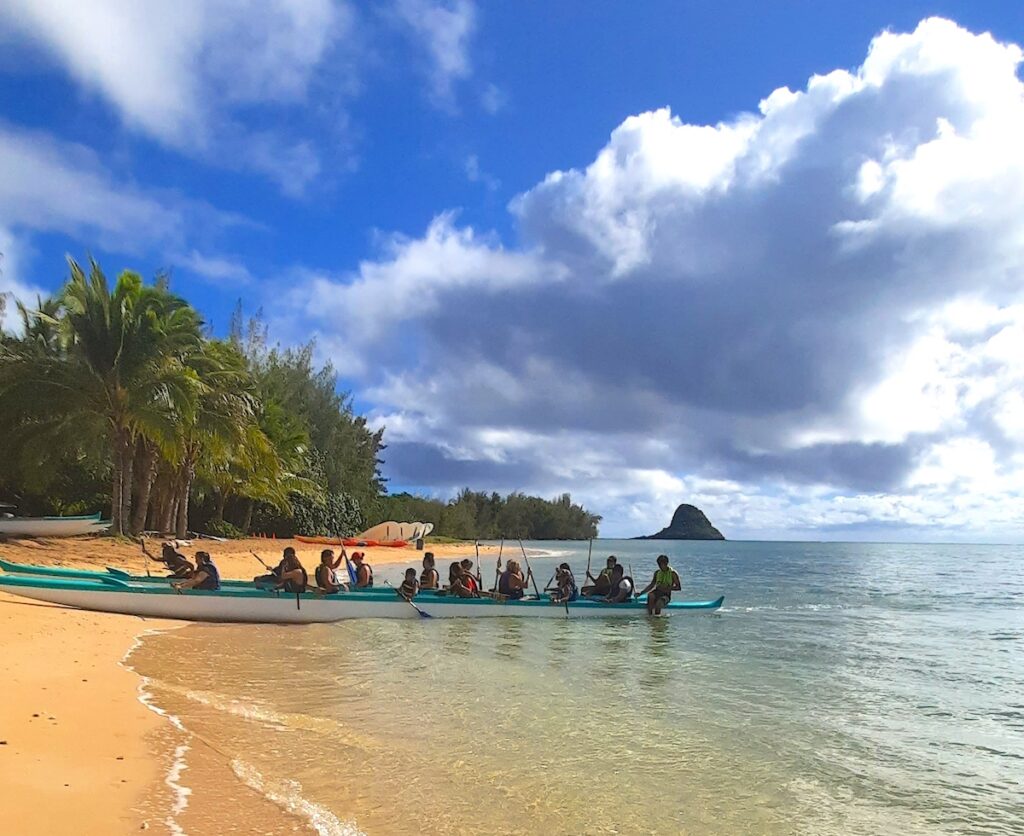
[0,572,724,623]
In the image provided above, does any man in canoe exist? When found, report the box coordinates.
[315,548,348,594]
[582,555,617,598]
[420,552,439,589]
[349,551,373,588]
[602,564,634,604]
[172,551,220,592]
[255,547,308,593]
[145,541,194,578]
[637,554,682,615]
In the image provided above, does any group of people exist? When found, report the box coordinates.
[149,542,683,614]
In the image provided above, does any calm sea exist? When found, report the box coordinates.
[128,540,1024,835]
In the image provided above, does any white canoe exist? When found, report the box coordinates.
[0,575,725,623]
[0,514,108,538]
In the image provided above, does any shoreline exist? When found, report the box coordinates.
[0,536,500,835]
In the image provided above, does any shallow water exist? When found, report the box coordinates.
[129,540,1024,834]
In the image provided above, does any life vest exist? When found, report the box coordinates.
[195,561,220,591]
[497,571,511,595]
[463,574,479,593]
[400,579,418,598]
[655,568,675,588]
[315,564,340,591]
[420,567,438,588]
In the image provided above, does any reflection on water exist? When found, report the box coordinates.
[129,541,1024,835]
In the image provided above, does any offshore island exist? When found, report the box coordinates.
[635,503,726,540]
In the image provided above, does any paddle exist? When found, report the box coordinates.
[384,579,432,619]
[584,539,593,582]
[474,540,483,587]
[249,550,274,573]
[518,539,541,600]
[139,536,152,578]
[492,538,504,593]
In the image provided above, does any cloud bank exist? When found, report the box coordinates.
[285,18,1024,538]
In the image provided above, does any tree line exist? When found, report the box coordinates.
[372,489,601,540]
[0,259,382,537]
[0,258,601,541]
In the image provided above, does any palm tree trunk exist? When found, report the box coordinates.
[213,490,228,523]
[175,463,194,538]
[241,498,254,534]
[110,426,131,535]
[130,441,158,535]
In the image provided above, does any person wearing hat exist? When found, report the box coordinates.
[549,562,578,605]
[173,551,220,592]
[637,554,681,615]
[350,551,374,588]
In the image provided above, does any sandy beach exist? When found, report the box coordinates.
[0,535,494,834]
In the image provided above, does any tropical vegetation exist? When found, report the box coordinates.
[0,258,600,540]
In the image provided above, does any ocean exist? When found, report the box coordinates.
[127,540,1024,835]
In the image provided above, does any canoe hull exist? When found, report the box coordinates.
[0,575,724,623]
[0,516,107,537]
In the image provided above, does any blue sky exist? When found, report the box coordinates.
[2,2,1024,539]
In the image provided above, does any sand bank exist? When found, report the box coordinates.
[0,596,176,834]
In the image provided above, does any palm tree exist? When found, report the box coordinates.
[0,259,202,535]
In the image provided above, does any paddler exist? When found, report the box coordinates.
[398,567,420,600]
[448,563,477,598]
[549,562,578,605]
[148,541,194,579]
[460,558,482,590]
[602,564,634,604]
[254,547,308,593]
[637,554,681,615]
[315,548,348,594]
[581,555,617,598]
[172,551,220,592]
[496,559,527,600]
[420,552,439,589]
[350,551,373,588]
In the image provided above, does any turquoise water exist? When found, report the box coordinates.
[130,540,1024,834]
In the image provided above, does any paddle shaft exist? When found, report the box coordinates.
[519,539,541,599]
[585,538,593,581]
[492,538,504,592]
[384,579,431,619]
[249,550,274,572]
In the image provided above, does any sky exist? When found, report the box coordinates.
[2,1,1024,541]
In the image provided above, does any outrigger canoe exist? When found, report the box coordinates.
[295,535,408,548]
[0,513,109,538]
[0,567,724,623]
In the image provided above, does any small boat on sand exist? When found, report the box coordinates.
[0,512,109,538]
[0,564,724,623]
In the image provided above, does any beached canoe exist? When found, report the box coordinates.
[0,513,109,538]
[0,573,724,623]
[295,535,409,548]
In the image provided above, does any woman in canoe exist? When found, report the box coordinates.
[315,549,348,594]
[602,564,635,604]
[172,552,220,592]
[637,554,681,615]
[447,563,477,598]
[496,559,527,600]
[398,567,420,600]
[460,558,481,594]
[420,552,439,589]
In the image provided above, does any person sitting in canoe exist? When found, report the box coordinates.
[398,567,420,600]
[581,555,617,598]
[602,564,634,604]
[420,552,439,589]
[172,551,220,592]
[549,563,578,605]
[144,541,194,578]
[496,559,527,600]
[315,548,348,594]
[460,558,481,594]
[448,563,477,598]
[255,547,308,593]
[637,554,681,615]
[349,551,373,588]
